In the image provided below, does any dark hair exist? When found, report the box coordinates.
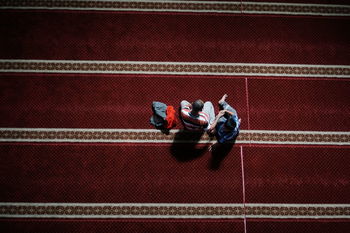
[192,100,204,112]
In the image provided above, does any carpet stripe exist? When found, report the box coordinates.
[0,128,349,145]
[1,60,349,78]
[0,203,349,219]
[1,0,349,16]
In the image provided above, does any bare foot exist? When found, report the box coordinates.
[219,94,228,104]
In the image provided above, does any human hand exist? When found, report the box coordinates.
[207,127,214,134]
[218,110,226,117]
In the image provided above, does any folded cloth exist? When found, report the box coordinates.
[150,101,167,128]
[165,106,177,129]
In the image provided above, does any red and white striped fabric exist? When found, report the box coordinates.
[181,104,210,131]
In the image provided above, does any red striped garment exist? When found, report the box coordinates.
[181,105,209,131]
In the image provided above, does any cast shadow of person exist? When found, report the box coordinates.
[209,136,237,170]
[154,125,170,135]
[170,130,209,162]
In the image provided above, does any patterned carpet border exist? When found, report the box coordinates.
[1,128,349,145]
[0,203,349,219]
[0,0,349,16]
[1,60,349,78]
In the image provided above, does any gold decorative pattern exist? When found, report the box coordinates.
[0,203,349,219]
[245,205,350,218]
[0,129,349,145]
[244,3,350,16]
[0,204,244,218]
[0,0,349,16]
[0,60,349,78]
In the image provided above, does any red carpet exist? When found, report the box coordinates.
[0,11,349,64]
[244,146,350,203]
[1,74,349,131]
[247,220,350,233]
[248,78,350,131]
[0,1,349,232]
[0,219,245,233]
[0,74,248,129]
[0,144,243,203]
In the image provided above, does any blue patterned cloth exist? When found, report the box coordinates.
[216,114,240,144]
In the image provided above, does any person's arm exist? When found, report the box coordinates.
[207,110,226,133]
[225,110,234,116]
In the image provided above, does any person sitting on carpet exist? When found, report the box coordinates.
[180,99,215,132]
[208,94,241,150]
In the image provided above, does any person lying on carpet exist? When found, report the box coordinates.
[180,99,215,132]
[208,94,241,151]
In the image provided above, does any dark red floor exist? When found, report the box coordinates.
[248,78,350,131]
[0,144,243,203]
[0,73,248,129]
[1,144,349,204]
[0,3,349,233]
[1,217,349,232]
[1,74,349,131]
[0,11,349,64]
[243,146,350,204]
[0,219,245,233]
[246,219,350,233]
